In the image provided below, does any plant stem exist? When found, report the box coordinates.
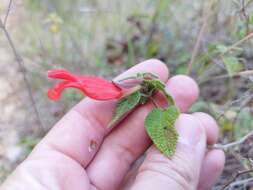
[0,18,45,131]
[212,130,253,150]
[221,32,253,55]
[149,96,159,108]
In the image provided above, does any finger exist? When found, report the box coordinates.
[29,59,169,167]
[166,75,199,112]
[191,113,224,190]
[121,156,145,190]
[130,114,206,190]
[197,149,225,190]
[192,112,219,145]
[86,76,199,190]
[121,112,221,189]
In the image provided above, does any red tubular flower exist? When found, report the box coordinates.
[47,70,123,101]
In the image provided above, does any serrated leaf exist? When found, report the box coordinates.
[143,79,174,104]
[145,79,166,89]
[108,91,141,128]
[145,106,180,157]
[223,57,242,76]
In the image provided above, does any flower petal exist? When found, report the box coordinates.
[77,76,123,100]
[47,81,83,101]
[47,70,77,81]
[47,69,124,101]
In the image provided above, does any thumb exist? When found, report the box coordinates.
[131,114,206,190]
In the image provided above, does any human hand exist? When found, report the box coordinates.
[1,59,225,190]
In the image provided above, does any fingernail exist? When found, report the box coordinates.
[176,114,204,145]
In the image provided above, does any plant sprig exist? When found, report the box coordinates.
[47,70,180,158]
[110,72,180,157]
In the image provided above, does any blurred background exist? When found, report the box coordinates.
[0,0,252,189]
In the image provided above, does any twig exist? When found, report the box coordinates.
[215,92,253,120]
[0,19,45,131]
[213,130,253,150]
[197,32,253,83]
[220,169,253,190]
[213,69,253,79]
[187,1,212,74]
[229,177,253,188]
[230,94,253,128]
[199,69,253,84]
[221,32,253,55]
[3,0,13,27]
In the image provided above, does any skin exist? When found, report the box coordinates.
[0,59,225,190]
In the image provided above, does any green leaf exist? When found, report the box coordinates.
[147,39,159,56]
[216,44,228,54]
[188,100,208,113]
[237,28,247,38]
[249,14,253,24]
[223,57,243,76]
[108,91,141,128]
[143,79,175,104]
[145,106,180,157]
[175,64,187,75]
